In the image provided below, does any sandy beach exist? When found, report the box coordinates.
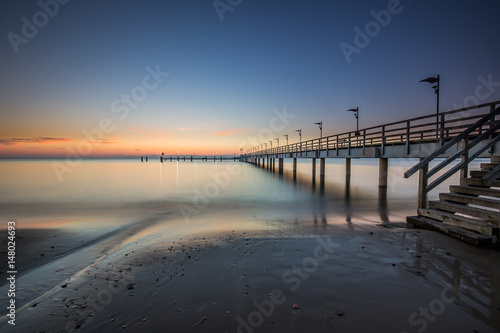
[1,214,499,333]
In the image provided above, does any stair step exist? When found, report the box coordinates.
[470,170,489,178]
[462,178,500,188]
[480,163,500,171]
[450,185,500,198]
[418,208,498,235]
[406,216,493,247]
[491,156,500,163]
[440,193,500,210]
[429,200,500,223]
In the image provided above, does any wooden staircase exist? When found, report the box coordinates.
[407,156,500,247]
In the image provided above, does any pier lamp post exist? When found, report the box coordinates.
[419,75,440,137]
[269,140,272,149]
[283,134,288,145]
[314,121,323,138]
[275,138,279,147]
[314,121,323,150]
[295,129,302,155]
[347,107,360,136]
[295,129,302,142]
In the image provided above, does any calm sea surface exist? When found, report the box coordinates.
[0,158,484,234]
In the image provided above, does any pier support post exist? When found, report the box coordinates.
[346,158,351,180]
[418,158,428,209]
[320,158,325,181]
[293,158,297,177]
[379,158,388,187]
[272,158,275,172]
[312,158,316,179]
[279,158,284,175]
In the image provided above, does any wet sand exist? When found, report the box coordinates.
[1,216,499,333]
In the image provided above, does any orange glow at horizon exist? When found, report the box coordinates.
[0,133,244,157]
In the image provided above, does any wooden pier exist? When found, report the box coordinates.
[242,101,500,247]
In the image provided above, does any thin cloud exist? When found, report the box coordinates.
[211,128,252,136]
[0,137,74,146]
[89,138,117,144]
[212,131,232,136]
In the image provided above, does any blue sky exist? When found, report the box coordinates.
[1,0,499,156]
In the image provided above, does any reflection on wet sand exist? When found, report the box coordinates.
[392,231,500,330]
[378,186,389,223]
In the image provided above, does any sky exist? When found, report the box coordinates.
[1,0,500,157]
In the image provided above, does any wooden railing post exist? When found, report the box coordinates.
[418,158,428,209]
[460,137,469,182]
[363,129,366,155]
[381,125,385,155]
[439,114,445,146]
[336,135,339,156]
[348,132,351,156]
[406,121,410,155]
[490,104,496,154]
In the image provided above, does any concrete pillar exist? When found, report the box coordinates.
[279,158,284,174]
[379,158,388,187]
[346,158,351,180]
[272,158,275,172]
[312,158,316,179]
[293,158,297,176]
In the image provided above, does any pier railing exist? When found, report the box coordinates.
[245,101,500,157]
[403,102,500,208]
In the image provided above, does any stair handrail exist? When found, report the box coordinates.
[426,123,500,192]
[404,105,500,179]
[404,103,499,208]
